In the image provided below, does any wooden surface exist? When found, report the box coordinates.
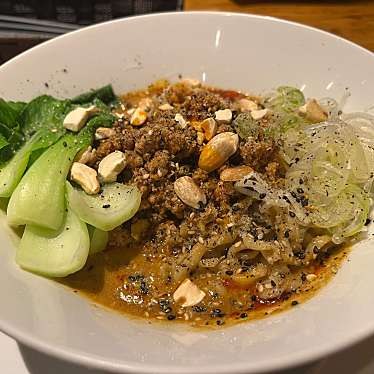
[185,1,374,52]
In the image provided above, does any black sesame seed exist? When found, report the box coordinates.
[102,204,111,208]
[283,195,291,203]
[225,270,234,276]
[212,308,225,318]
[240,313,248,318]
[140,281,149,294]
[291,300,299,306]
[271,280,276,287]
[365,218,371,226]
[259,193,266,199]
[284,230,290,238]
[289,211,296,218]
[167,314,176,320]
[294,251,305,259]
[193,305,207,313]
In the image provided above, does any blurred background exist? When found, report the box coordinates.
[0,1,373,64]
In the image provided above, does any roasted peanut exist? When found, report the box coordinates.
[200,118,217,141]
[299,99,328,123]
[198,132,239,172]
[173,278,206,307]
[174,176,207,209]
[220,165,254,181]
[95,127,116,140]
[70,162,100,195]
[238,98,258,112]
[130,108,147,126]
[98,151,126,183]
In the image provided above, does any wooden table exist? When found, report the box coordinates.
[185,0,374,52]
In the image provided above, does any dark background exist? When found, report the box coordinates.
[0,0,182,64]
[0,1,181,24]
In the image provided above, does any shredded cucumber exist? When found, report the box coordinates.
[283,119,372,240]
[16,207,90,277]
[66,181,141,231]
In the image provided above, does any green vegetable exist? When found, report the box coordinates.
[71,85,116,105]
[1,85,119,277]
[5,96,114,229]
[0,99,26,161]
[232,112,260,139]
[0,98,21,128]
[16,206,90,277]
[310,185,369,237]
[268,86,305,113]
[0,133,41,197]
[284,121,372,241]
[20,95,72,152]
[88,226,109,255]
[7,134,83,230]
[66,181,141,231]
[85,110,115,129]
[7,101,26,114]
[278,113,306,133]
[0,134,8,151]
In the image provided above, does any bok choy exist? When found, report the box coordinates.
[0,85,141,278]
[16,206,90,277]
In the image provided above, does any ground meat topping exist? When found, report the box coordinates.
[63,80,347,327]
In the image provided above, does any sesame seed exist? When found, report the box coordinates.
[306,274,317,282]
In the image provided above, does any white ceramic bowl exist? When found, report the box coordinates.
[1,11,374,374]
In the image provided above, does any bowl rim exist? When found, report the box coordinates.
[1,10,374,374]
